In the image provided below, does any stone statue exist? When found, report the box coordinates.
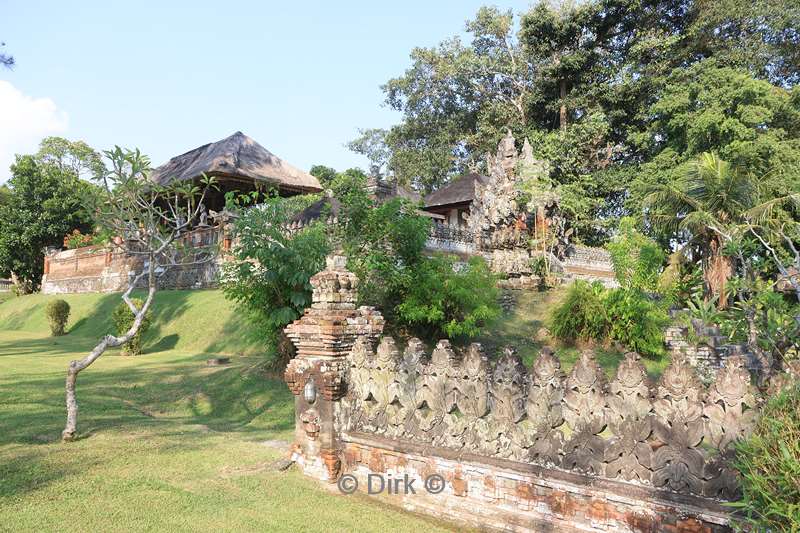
[197,203,209,227]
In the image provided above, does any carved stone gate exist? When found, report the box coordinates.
[283,255,762,532]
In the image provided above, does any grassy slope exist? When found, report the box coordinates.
[0,291,455,532]
[477,287,669,380]
[0,289,264,356]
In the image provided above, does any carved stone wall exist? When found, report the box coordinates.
[344,343,758,502]
[284,256,771,532]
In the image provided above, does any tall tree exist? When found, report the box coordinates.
[686,0,800,87]
[629,60,800,219]
[645,153,760,306]
[0,138,105,290]
[309,164,338,188]
[370,6,533,192]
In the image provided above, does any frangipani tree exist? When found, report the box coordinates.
[62,147,217,441]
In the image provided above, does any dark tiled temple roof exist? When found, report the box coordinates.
[424,172,489,208]
[291,196,342,224]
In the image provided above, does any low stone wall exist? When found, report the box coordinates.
[41,227,226,294]
[340,433,731,532]
[562,245,617,286]
[281,255,793,532]
[665,317,765,381]
[42,246,134,294]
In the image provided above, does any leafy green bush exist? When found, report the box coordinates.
[723,278,800,363]
[687,294,722,324]
[111,298,152,356]
[606,217,665,292]
[604,288,669,357]
[732,384,800,532]
[333,171,431,313]
[222,170,502,354]
[220,195,330,362]
[549,280,608,342]
[45,299,70,336]
[397,255,500,340]
[549,281,668,357]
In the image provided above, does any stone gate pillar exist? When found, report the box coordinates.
[283,254,383,482]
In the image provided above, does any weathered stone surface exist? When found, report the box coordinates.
[286,255,757,531]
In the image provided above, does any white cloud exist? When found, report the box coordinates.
[0,80,68,182]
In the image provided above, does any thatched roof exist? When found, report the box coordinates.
[149,131,322,193]
[424,172,489,208]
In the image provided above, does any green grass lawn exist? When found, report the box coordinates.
[0,287,668,532]
[0,290,456,533]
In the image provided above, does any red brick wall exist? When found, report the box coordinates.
[339,434,733,533]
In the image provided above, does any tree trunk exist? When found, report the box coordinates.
[62,276,155,441]
[705,238,732,308]
[559,80,568,132]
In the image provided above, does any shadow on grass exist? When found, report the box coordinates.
[0,449,103,500]
[148,333,179,353]
[0,353,294,449]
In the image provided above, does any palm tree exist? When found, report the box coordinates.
[645,152,759,308]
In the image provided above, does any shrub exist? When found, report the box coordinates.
[220,195,330,363]
[549,280,608,342]
[732,384,800,532]
[606,217,665,292]
[397,255,500,340]
[45,299,70,336]
[333,171,431,312]
[604,288,669,357]
[111,298,152,355]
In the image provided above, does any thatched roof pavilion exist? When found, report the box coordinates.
[150,131,322,211]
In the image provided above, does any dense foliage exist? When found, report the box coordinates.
[111,298,152,356]
[0,137,102,291]
[220,195,331,355]
[223,169,501,354]
[733,385,800,531]
[549,281,668,357]
[353,0,799,245]
[397,255,499,339]
[604,288,669,357]
[606,217,665,293]
[45,299,70,336]
[548,280,608,342]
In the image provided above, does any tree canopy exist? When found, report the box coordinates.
[353,0,800,245]
[0,138,103,289]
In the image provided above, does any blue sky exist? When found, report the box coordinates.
[0,0,529,182]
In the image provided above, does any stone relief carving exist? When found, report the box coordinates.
[652,353,707,494]
[605,352,652,483]
[345,338,761,500]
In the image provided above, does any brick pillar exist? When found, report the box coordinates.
[283,254,383,482]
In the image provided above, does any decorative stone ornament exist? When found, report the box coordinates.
[283,253,385,483]
[286,255,766,510]
[344,339,761,500]
[303,376,317,405]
